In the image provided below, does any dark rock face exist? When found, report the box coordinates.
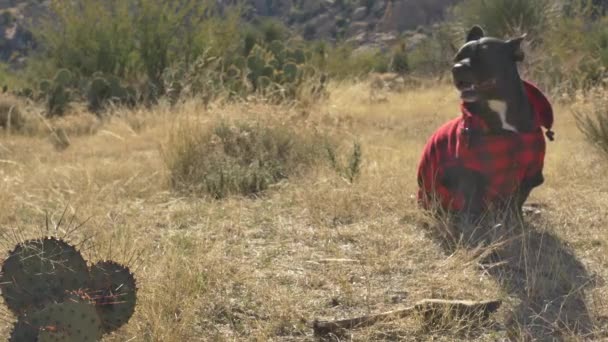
[0,1,41,68]
[378,0,460,33]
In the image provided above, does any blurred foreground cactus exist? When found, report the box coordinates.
[0,237,138,341]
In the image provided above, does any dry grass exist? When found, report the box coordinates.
[0,80,607,341]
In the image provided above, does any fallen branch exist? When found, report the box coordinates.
[317,258,360,264]
[313,299,502,336]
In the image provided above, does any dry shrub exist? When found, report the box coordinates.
[0,93,101,140]
[162,117,333,199]
[0,95,25,132]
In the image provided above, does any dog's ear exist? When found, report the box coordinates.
[507,34,526,62]
[466,25,485,42]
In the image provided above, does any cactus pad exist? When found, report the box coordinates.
[268,41,285,56]
[233,56,246,69]
[268,58,280,70]
[226,65,241,79]
[261,65,275,78]
[247,55,265,74]
[39,80,51,93]
[16,87,33,99]
[89,261,137,333]
[53,69,73,87]
[87,78,111,112]
[257,76,272,89]
[0,237,89,314]
[10,298,103,342]
[282,63,298,83]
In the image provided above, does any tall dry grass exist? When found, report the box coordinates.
[0,80,606,341]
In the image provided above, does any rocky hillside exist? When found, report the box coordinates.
[0,0,462,68]
[242,0,460,38]
[0,0,43,68]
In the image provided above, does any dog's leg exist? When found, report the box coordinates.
[441,167,489,242]
[517,171,544,212]
[441,166,488,216]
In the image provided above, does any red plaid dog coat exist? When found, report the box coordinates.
[417,81,554,212]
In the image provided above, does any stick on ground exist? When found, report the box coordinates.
[312,299,502,336]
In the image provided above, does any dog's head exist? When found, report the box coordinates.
[452,26,526,104]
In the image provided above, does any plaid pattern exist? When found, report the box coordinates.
[417,81,554,212]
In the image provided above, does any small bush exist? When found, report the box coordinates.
[0,96,25,131]
[389,43,410,75]
[163,118,330,199]
[574,90,608,157]
[326,141,363,183]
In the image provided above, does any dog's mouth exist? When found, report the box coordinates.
[455,79,497,103]
[456,81,478,102]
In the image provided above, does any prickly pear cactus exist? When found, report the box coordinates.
[247,55,265,75]
[47,85,71,116]
[14,87,33,99]
[233,56,246,69]
[282,63,298,83]
[257,76,272,89]
[39,79,51,93]
[0,237,139,341]
[87,75,136,112]
[53,69,73,87]
[0,237,89,314]
[268,41,285,57]
[87,77,111,113]
[290,48,306,64]
[33,70,73,117]
[89,261,137,333]
[10,297,103,342]
[262,65,275,78]
[226,65,241,79]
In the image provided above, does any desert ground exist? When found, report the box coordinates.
[0,80,606,341]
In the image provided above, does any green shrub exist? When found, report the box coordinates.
[32,0,241,89]
[34,0,136,79]
[259,18,290,44]
[0,63,28,90]
[389,43,410,75]
[407,24,458,77]
[452,0,554,38]
[163,119,331,199]
[531,4,608,91]
[318,43,390,79]
[447,0,608,90]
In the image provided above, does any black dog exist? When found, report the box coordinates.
[417,26,555,223]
